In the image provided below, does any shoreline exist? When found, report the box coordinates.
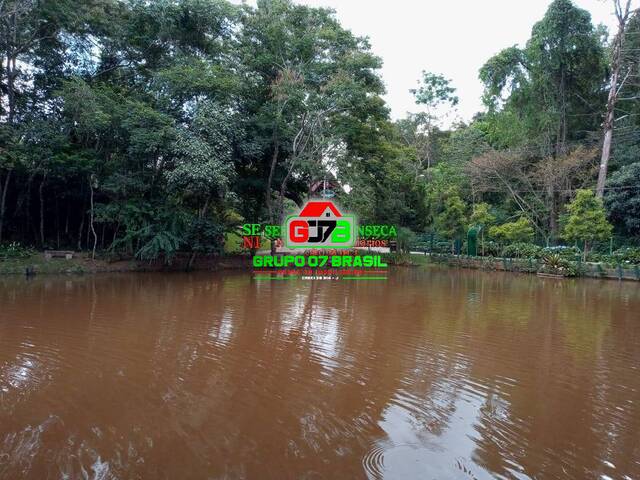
[1,252,638,282]
[425,252,640,282]
[0,253,253,276]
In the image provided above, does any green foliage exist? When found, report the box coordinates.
[501,242,542,259]
[184,218,224,255]
[605,162,640,239]
[425,163,467,224]
[482,241,501,257]
[0,242,35,260]
[611,247,640,265]
[166,101,236,202]
[470,203,495,229]
[411,72,459,109]
[135,230,183,262]
[562,189,612,246]
[541,245,581,260]
[479,0,606,154]
[396,227,417,253]
[434,190,467,243]
[0,0,639,269]
[489,217,534,244]
[381,252,417,266]
[0,0,391,259]
[539,253,578,276]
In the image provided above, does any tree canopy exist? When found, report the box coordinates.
[0,0,639,261]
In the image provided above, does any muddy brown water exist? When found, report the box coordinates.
[0,269,639,479]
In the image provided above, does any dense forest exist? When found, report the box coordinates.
[0,0,639,262]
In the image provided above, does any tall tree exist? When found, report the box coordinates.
[596,0,638,198]
[480,0,606,157]
[409,72,458,169]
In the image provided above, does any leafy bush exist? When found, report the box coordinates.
[0,242,35,260]
[501,242,542,258]
[184,218,224,255]
[585,251,608,263]
[489,217,534,243]
[539,253,578,276]
[135,229,183,261]
[396,227,417,253]
[540,245,581,260]
[432,241,453,254]
[482,241,501,257]
[612,247,640,265]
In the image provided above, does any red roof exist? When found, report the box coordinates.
[299,201,342,217]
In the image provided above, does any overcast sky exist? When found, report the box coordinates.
[233,0,619,122]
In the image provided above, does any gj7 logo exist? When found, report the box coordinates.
[285,201,356,248]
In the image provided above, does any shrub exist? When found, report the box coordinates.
[501,242,541,258]
[482,241,500,257]
[489,217,535,243]
[585,251,608,263]
[540,245,581,260]
[0,242,35,260]
[539,253,578,277]
[432,241,453,254]
[612,247,640,265]
[396,227,417,253]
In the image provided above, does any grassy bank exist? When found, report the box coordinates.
[0,254,135,275]
[0,252,252,275]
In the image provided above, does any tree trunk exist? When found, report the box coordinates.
[278,167,294,224]
[6,51,17,125]
[89,176,97,259]
[39,174,47,247]
[65,203,69,236]
[0,169,11,242]
[548,185,557,242]
[78,195,86,251]
[266,132,279,223]
[597,66,620,198]
[266,134,280,256]
[55,196,60,249]
[556,66,567,157]
[111,222,120,250]
[187,198,210,271]
[597,0,632,199]
[583,240,588,263]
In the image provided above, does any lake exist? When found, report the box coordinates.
[1,269,639,479]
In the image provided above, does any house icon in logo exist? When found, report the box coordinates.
[298,201,342,218]
[285,200,355,248]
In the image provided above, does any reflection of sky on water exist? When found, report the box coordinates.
[1,351,54,406]
[7,359,34,389]
[209,310,234,346]
[374,392,501,480]
[279,288,342,370]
